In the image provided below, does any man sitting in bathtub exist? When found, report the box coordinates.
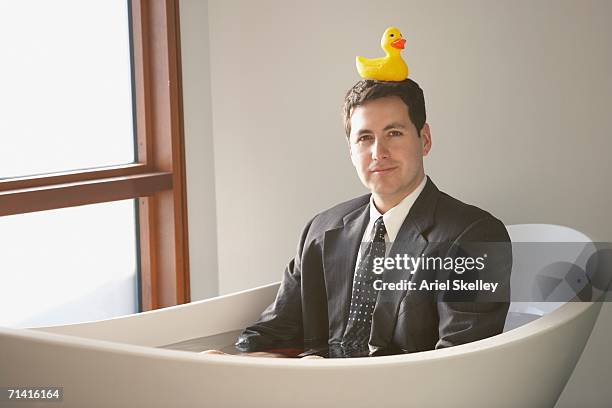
[203,79,512,358]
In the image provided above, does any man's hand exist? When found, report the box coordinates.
[199,349,286,358]
[199,349,228,355]
[200,350,325,359]
[242,351,286,358]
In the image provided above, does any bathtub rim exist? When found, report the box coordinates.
[1,283,602,369]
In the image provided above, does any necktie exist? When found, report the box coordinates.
[341,216,387,353]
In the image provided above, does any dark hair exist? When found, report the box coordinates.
[342,79,426,138]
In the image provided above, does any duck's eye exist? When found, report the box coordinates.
[390,34,395,38]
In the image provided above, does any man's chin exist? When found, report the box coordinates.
[370,187,400,198]
[370,184,417,202]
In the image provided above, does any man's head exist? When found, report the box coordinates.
[343,79,432,212]
[342,79,427,138]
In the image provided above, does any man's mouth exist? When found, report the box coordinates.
[370,167,397,174]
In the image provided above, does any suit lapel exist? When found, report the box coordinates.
[323,203,370,338]
[370,177,440,350]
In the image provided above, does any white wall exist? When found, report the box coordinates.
[181,0,612,406]
[179,0,218,300]
[205,0,612,294]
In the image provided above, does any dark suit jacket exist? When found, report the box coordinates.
[236,177,511,357]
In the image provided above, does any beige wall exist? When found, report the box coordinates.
[180,0,612,406]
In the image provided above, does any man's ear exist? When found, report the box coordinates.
[420,123,432,156]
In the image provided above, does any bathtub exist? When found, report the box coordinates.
[0,224,609,407]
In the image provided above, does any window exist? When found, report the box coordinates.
[0,0,135,179]
[0,0,189,327]
[0,200,138,328]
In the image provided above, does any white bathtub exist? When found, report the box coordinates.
[0,225,608,407]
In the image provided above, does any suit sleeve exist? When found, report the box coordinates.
[435,216,512,349]
[235,217,315,352]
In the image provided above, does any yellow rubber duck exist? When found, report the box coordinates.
[356,27,408,81]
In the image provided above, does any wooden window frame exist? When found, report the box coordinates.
[0,0,190,311]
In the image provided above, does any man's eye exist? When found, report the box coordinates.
[389,131,402,137]
[357,135,373,142]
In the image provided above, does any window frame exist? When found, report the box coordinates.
[0,0,190,311]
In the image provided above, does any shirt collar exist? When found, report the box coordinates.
[368,175,428,242]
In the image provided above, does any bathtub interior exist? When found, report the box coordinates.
[157,315,538,354]
[157,307,565,355]
[501,223,596,332]
[157,303,562,354]
[154,224,594,353]
[28,223,600,357]
[159,329,244,354]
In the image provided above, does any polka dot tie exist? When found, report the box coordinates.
[341,216,387,352]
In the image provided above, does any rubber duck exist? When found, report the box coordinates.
[356,27,408,81]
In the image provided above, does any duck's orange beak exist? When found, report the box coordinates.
[391,38,406,49]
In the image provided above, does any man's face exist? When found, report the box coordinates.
[349,96,431,210]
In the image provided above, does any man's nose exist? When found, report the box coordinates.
[371,137,390,160]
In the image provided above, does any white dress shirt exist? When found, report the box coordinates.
[355,175,428,266]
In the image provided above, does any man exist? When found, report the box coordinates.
[213,79,511,358]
